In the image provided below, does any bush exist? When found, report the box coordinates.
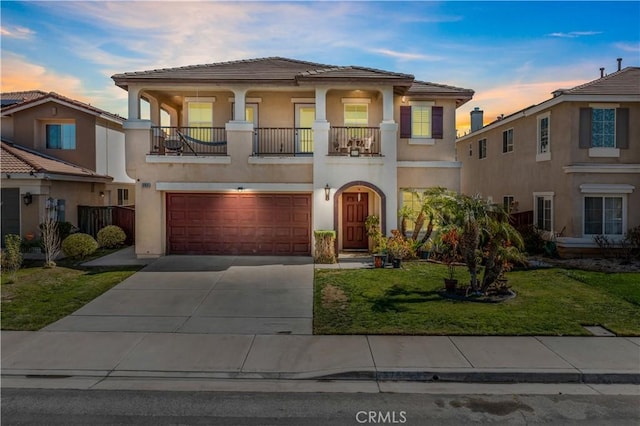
[314,230,336,264]
[61,233,98,259]
[2,234,23,272]
[97,225,126,248]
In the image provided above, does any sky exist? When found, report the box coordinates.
[1,1,639,134]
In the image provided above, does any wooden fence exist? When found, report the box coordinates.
[77,205,135,245]
[510,210,534,228]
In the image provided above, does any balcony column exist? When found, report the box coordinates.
[127,85,142,120]
[315,87,328,121]
[148,97,161,126]
[232,87,248,122]
[381,86,395,124]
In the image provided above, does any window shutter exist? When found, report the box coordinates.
[400,106,412,138]
[579,108,591,149]
[616,108,629,149]
[432,106,444,139]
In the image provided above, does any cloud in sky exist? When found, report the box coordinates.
[547,31,603,38]
[369,49,443,62]
[614,42,640,53]
[0,52,87,101]
[0,25,35,39]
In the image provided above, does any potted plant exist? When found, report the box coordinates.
[419,239,433,260]
[387,230,411,268]
[366,215,387,268]
[440,228,460,292]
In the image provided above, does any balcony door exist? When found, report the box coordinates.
[295,104,314,154]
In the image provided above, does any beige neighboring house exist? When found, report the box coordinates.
[111,57,473,257]
[1,91,134,244]
[457,66,640,257]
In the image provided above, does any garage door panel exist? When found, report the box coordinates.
[167,193,311,255]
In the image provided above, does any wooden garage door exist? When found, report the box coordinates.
[166,193,311,255]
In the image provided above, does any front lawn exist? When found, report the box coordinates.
[314,261,640,336]
[1,253,139,330]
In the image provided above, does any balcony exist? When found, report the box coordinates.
[329,127,381,156]
[151,127,227,156]
[253,128,313,156]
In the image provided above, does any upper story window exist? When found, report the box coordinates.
[478,138,487,159]
[344,104,368,126]
[591,108,615,148]
[502,129,514,153]
[579,105,629,157]
[46,123,76,150]
[117,188,129,206]
[400,103,444,142]
[411,105,431,138]
[537,112,550,161]
[468,143,473,157]
[187,101,214,128]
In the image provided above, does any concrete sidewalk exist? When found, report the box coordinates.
[2,331,639,391]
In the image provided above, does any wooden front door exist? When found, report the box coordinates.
[342,192,368,250]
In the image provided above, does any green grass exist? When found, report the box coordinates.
[1,250,139,331]
[314,262,640,336]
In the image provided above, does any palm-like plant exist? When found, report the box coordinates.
[480,209,525,292]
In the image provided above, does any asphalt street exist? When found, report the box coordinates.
[2,388,639,425]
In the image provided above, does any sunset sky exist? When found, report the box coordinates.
[2,1,639,134]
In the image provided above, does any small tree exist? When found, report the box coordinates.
[41,218,61,268]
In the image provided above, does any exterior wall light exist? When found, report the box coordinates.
[23,192,33,205]
[100,191,105,198]
[324,184,331,201]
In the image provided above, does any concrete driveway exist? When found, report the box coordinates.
[44,256,314,335]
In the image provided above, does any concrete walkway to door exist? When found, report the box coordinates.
[45,254,314,335]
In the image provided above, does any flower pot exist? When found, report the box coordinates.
[444,278,458,293]
[391,258,402,268]
[420,250,430,260]
[373,254,386,268]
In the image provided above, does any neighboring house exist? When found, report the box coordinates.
[111,57,473,257]
[1,91,134,244]
[456,66,640,257]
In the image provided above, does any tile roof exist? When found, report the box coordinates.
[407,80,474,106]
[555,67,640,96]
[112,56,416,86]
[1,91,123,122]
[1,141,112,181]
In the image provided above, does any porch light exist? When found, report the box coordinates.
[23,192,33,206]
[237,186,244,192]
[324,184,331,201]
[99,191,105,198]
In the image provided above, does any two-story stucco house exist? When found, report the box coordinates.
[457,66,640,257]
[111,57,473,257]
[1,91,135,243]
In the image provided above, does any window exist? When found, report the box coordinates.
[579,106,629,155]
[117,188,129,206]
[503,196,514,213]
[591,108,615,148]
[187,102,213,128]
[401,190,424,233]
[399,104,443,140]
[584,196,623,236]
[534,193,553,232]
[46,124,76,149]
[537,113,550,161]
[478,138,487,159]
[344,104,368,126]
[502,128,513,153]
[46,198,65,221]
[469,143,473,157]
[411,105,431,138]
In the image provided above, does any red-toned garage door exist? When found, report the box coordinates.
[166,193,311,255]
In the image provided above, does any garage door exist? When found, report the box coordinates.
[166,193,311,255]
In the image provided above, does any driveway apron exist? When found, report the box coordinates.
[44,256,314,335]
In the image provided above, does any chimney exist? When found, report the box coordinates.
[600,67,605,78]
[617,57,622,71]
[470,107,483,132]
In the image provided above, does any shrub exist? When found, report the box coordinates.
[61,233,98,259]
[314,230,336,264]
[2,234,23,272]
[97,225,126,248]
